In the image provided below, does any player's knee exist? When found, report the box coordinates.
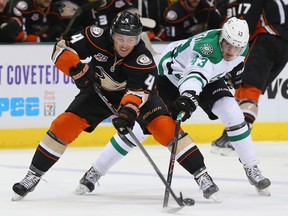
[50,112,90,144]
[146,115,183,146]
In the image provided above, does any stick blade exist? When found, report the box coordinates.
[162,206,185,214]
[140,17,156,28]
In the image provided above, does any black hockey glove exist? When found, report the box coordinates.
[170,90,199,122]
[0,18,22,42]
[112,103,140,135]
[224,62,245,89]
[69,62,99,90]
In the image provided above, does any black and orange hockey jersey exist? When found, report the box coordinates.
[52,25,158,108]
[225,0,288,40]
[9,0,63,41]
[163,0,223,41]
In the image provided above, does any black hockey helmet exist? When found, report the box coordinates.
[111,11,143,36]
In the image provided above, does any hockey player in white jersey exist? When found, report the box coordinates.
[156,17,271,196]
[75,17,271,198]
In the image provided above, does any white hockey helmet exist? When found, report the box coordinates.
[220,17,249,48]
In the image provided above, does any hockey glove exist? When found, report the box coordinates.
[0,18,22,42]
[69,62,99,89]
[112,103,140,135]
[224,62,244,89]
[170,90,199,122]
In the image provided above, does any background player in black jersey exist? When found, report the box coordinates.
[57,0,134,36]
[162,0,223,41]
[211,0,288,155]
[3,0,64,42]
[12,11,219,202]
[0,0,23,42]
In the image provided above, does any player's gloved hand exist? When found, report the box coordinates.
[170,90,199,122]
[224,62,244,89]
[0,18,22,42]
[112,103,140,135]
[69,62,99,89]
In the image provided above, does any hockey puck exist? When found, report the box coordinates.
[183,198,195,206]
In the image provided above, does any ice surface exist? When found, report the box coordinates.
[1,142,287,216]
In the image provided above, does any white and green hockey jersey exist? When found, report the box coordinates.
[158,29,249,96]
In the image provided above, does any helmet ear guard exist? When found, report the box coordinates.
[219,17,250,55]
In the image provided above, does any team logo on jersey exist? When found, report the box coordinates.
[137,54,152,66]
[13,8,22,16]
[90,26,104,37]
[166,10,177,21]
[95,66,126,91]
[200,43,213,55]
[94,53,108,62]
[31,14,40,21]
[115,0,126,8]
[14,1,28,16]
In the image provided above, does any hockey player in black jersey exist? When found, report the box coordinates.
[0,0,22,42]
[162,0,224,41]
[212,0,288,157]
[12,11,219,202]
[5,0,64,42]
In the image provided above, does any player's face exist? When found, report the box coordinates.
[221,39,242,61]
[113,33,138,58]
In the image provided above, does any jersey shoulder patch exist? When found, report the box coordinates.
[136,54,153,66]
[192,30,223,64]
[14,0,29,16]
[166,10,177,21]
[164,3,187,23]
[16,1,28,10]
[199,43,214,55]
[90,26,104,37]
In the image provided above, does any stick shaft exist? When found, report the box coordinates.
[163,113,182,207]
[93,84,184,206]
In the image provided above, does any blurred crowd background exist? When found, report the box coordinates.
[0,0,227,43]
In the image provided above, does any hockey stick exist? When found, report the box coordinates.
[7,0,15,16]
[140,17,156,29]
[163,112,184,209]
[60,0,106,39]
[140,32,161,55]
[93,83,194,212]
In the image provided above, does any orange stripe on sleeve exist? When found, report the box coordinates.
[123,63,157,70]
[55,50,81,76]
[120,94,142,107]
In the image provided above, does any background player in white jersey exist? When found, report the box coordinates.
[75,17,271,197]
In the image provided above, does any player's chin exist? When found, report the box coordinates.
[223,54,236,61]
[119,50,131,58]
